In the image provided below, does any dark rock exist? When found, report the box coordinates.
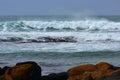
[41,72,68,80]
[113,66,120,70]
[62,27,74,31]
[0,67,2,75]
[105,70,120,80]
[0,66,10,75]
[0,37,23,42]
[46,27,59,31]
[7,37,23,42]
[4,61,41,80]
[24,39,39,43]
[37,36,76,42]
[76,27,85,31]
[96,69,120,80]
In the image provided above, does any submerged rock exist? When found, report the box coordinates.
[0,37,23,42]
[37,36,76,42]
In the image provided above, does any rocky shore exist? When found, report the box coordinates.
[0,61,120,80]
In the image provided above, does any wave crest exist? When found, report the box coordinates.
[0,19,120,32]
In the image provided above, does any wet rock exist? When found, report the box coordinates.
[4,61,41,80]
[7,37,23,42]
[0,37,23,42]
[46,27,59,31]
[41,72,68,80]
[37,36,76,42]
[26,39,39,43]
[62,27,74,31]
[76,27,86,31]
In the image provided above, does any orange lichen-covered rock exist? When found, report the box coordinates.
[91,69,114,79]
[68,64,97,77]
[68,72,93,80]
[4,61,41,80]
[96,62,113,70]
[96,69,120,80]
[67,62,116,80]
[67,64,96,80]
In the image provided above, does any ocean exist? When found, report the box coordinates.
[0,15,120,74]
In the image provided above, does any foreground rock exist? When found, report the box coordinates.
[67,62,120,80]
[0,61,68,80]
[1,61,120,80]
[41,72,68,80]
[0,61,41,80]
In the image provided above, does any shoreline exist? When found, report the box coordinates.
[0,61,120,80]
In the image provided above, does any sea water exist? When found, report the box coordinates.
[0,15,120,74]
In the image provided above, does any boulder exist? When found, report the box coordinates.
[95,62,113,70]
[1,61,120,80]
[68,64,97,77]
[67,62,119,80]
[4,61,41,80]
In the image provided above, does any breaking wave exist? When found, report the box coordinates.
[0,19,120,32]
[0,18,120,43]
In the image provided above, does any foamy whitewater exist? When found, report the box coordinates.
[0,15,120,74]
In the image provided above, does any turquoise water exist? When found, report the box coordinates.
[0,15,120,74]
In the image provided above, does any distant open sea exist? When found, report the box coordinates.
[0,15,120,74]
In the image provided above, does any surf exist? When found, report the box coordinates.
[0,19,120,32]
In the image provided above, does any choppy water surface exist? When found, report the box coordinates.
[0,15,120,74]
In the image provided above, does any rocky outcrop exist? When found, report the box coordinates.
[95,62,113,70]
[41,72,68,80]
[1,61,120,80]
[0,61,68,80]
[67,62,120,80]
[68,64,97,77]
[0,61,41,80]
[0,36,76,43]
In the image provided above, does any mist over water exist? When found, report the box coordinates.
[0,15,120,74]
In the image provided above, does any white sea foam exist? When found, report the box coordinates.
[0,32,120,43]
[0,19,120,32]
[0,19,120,42]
